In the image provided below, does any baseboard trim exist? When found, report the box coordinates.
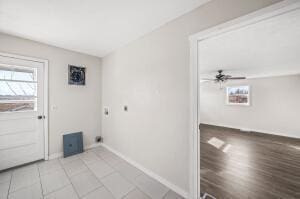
[200,122,300,139]
[85,143,102,150]
[101,143,188,199]
[48,142,102,160]
[48,152,63,160]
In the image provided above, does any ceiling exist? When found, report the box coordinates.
[0,0,210,57]
[199,8,300,79]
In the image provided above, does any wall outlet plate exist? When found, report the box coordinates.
[104,107,109,116]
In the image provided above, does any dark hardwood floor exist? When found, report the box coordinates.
[200,124,300,199]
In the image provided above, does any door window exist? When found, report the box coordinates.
[0,65,37,112]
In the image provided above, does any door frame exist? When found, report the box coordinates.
[188,0,300,198]
[0,51,49,161]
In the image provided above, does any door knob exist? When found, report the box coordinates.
[37,115,45,119]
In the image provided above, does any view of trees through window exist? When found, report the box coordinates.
[0,66,37,112]
[226,86,250,105]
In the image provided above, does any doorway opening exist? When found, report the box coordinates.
[189,1,300,198]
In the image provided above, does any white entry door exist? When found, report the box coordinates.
[0,54,46,171]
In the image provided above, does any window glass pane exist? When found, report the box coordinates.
[226,86,250,105]
[0,81,14,96]
[0,66,36,81]
[0,66,37,112]
[0,82,37,97]
[13,71,35,81]
[0,102,35,112]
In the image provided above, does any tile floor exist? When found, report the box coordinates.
[0,146,184,199]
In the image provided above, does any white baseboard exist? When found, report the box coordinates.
[201,122,300,139]
[85,143,102,150]
[48,142,102,160]
[48,152,63,160]
[101,143,189,199]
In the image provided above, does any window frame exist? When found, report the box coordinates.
[226,85,251,106]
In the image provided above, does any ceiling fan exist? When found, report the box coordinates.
[201,70,246,88]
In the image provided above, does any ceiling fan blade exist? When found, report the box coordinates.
[227,77,246,80]
[201,78,215,81]
[200,79,214,84]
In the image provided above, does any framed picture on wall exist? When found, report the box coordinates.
[68,65,85,85]
[226,86,250,106]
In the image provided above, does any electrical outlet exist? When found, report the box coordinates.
[104,107,109,116]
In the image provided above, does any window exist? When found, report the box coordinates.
[0,66,37,112]
[226,86,250,106]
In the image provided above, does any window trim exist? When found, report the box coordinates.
[226,85,251,106]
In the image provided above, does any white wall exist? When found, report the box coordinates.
[0,33,102,156]
[200,75,300,139]
[101,0,282,194]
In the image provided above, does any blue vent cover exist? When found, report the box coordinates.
[63,132,83,158]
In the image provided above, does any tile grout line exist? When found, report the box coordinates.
[81,149,115,179]
[93,148,142,182]
[78,150,108,199]
[59,149,115,198]
[93,147,163,199]
[101,144,180,198]
[58,158,82,199]
[119,169,148,199]
[161,190,170,199]
[6,170,13,199]
[112,158,158,199]
[78,186,103,199]
[89,149,120,181]
[37,159,80,197]
[7,163,42,197]
[85,151,116,198]
[83,148,141,199]
[3,146,171,199]
[127,172,165,199]
[39,161,72,197]
[94,146,172,199]
[37,163,45,199]
[82,149,119,199]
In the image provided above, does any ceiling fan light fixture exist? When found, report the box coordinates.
[202,70,246,89]
[218,79,226,89]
